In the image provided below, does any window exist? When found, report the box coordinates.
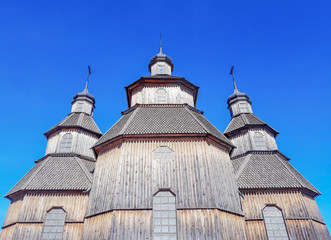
[41,208,66,240]
[76,102,84,111]
[153,190,177,240]
[239,102,248,113]
[59,133,73,152]
[263,206,289,240]
[154,146,173,164]
[253,132,266,150]
[156,88,168,104]
[158,65,165,74]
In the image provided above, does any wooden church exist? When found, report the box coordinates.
[1,48,330,240]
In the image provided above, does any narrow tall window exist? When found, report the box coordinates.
[156,88,168,104]
[253,132,266,150]
[59,133,73,152]
[76,102,84,111]
[41,208,66,240]
[239,102,248,113]
[158,65,165,74]
[153,190,177,240]
[263,206,289,240]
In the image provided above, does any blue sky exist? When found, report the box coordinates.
[0,0,330,229]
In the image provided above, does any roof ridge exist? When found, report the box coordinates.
[119,107,139,135]
[74,157,93,183]
[21,156,52,191]
[77,113,85,126]
[241,114,249,125]
[275,155,320,195]
[235,154,251,180]
[183,106,208,134]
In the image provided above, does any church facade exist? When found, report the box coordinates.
[0,49,330,240]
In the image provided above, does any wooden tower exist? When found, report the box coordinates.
[224,73,331,239]
[0,50,330,240]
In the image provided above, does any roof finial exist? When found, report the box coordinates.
[159,32,163,54]
[85,65,91,90]
[230,65,238,90]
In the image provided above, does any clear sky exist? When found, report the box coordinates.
[0,0,330,230]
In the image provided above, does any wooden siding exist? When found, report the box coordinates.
[311,220,331,240]
[82,210,152,240]
[10,223,42,240]
[46,130,98,158]
[245,219,330,240]
[131,85,195,107]
[2,197,23,227]
[229,128,278,157]
[83,209,247,240]
[0,224,15,240]
[245,221,268,240]
[63,223,84,240]
[242,190,324,222]
[86,140,242,216]
[18,193,89,222]
[242,190,330,240]
[177,209,247,239]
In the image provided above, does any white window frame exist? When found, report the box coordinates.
[153,190,177,240]
[41,207,66,240]
[253,132,266,150]
[59,133,73,153]
[158,65,165,74]
[262,205,289,240]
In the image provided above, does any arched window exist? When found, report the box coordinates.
[253,132,266,150]
[59,133,73,153]
[156,88,168,104]
[153,190,177,240]
[154,146,173,164]
[263,206,289,240]
[41,208,66,240]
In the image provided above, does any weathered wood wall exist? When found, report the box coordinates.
[229,128,278,157]
[242,190,331,240]
[82,209,247,240]
[86,140,242,217]
[1,193,88,240]
[46,130,98,158]
[131,85,195,106]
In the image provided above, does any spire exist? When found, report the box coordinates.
[159,32,163,54]
[227,66,252,116]
[84,65,91,91]
[71,66,96,115]
[148,35,174,75]
[230,66,238,91]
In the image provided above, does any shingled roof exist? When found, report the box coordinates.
[44,112,102,137]
[5,155,95,199]
[224,113,278,135]
[232,152,320,197]
[94,104,233,148]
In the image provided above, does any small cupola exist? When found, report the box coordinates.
[227,66,253,117]
[71,66,95,115]
[148,46,174,76]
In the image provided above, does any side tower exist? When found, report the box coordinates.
[224,70,331,240]
[82,49,247,239]
[0,76,102,240]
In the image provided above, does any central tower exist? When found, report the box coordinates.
[82,49,247,239]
